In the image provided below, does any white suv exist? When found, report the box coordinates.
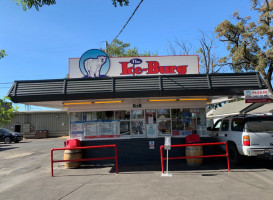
[208,115,273,164]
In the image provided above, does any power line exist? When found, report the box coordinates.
[0,82,13,84]
[109,0,144,46]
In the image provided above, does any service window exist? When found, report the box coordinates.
[145,109,157,137]
[96,111,114,120]
[221,120,229,131]
[70,112,83,122]
[171,109,183,136]
[131,110,145,136]
[85,112,97,121]
[115,110,130,136]
[157,109,171,135]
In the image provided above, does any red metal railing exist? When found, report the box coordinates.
[160,142,230,173]
[50,144,118,177]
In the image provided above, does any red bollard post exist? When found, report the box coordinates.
[160,146,164,174]
[225,143,230,172]
[115,145,118,174]
[51,149,54,177]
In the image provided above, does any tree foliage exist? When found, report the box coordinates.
[168,32,224,74]
[215,0,273,93]
[0,98,17,126]
[14,0,129,11]
[0,50,7,59]
[14,0,56,11]
[112,0,129,7]
[105,39,156,57]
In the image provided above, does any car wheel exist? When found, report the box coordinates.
[4,137,12,144]
[228,143,243,165]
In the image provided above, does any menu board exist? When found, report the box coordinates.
[70,122,84,140]
[84,120,120,139]
[85,122,97,137]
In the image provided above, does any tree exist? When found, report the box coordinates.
[0,98,17,126]
[105,39,156,57]
[197,32,224,74]
[168,32,224,74]
[215,0,273,94]
[0,50,7,59]
[14,0,129,11]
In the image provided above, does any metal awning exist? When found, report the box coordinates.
[8,72,266,103]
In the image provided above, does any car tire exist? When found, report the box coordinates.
[228,143,243,165]
[4,137,12,144]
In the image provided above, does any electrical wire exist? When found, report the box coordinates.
[0,82,13,84]
[109,0,144,46]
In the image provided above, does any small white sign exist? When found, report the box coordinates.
[164,136,171,150]
[244,89,271,103]
[149,141,155,149]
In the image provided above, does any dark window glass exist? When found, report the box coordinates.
[231,118,244,132]
[221,120,229,131]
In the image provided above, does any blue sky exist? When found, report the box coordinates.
[0,0,256,110]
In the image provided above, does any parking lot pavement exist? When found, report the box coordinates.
[1,138,273,200]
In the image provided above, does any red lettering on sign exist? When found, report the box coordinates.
[176,65,188,74]
[120,62,130,75]
[120,61,189,76]
[135,67,143,74]
[146,61,160,74]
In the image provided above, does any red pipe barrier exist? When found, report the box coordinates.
[160,142,230,174]
[51,144,118,177]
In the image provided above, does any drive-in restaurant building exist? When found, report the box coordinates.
[7,49,266,164]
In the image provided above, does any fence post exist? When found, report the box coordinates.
[51,149,54,177]
[225,143,230,172]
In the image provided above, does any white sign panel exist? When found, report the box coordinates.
[164,136,171,150]
[69,49,199,78]
[244,89,270,103]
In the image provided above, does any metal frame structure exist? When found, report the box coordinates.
[8,73,265,103]
[160,142,230,173]
[50,144,118,177]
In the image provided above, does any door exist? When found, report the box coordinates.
[14,125,21,133]
[219,119,230,143]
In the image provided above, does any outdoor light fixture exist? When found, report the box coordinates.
[148,98,207,102]
[148,99,178,102]
[63,101,123,105]
[94,101,123,104]
[179,98,207,101]
[63,102,92,105]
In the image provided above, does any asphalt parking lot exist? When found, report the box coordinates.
[1,138,273,200]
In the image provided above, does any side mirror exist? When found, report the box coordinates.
[207,127,212,131]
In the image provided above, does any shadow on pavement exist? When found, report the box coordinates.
[53,156,273,177]
[0,145,18,151]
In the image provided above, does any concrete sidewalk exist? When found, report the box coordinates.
[2,163,273,200]
[1,138,273,200]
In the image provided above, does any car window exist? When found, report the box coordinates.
[213,120,222,131]
[0,129,11,134]
[246,120,273,132]
[221,120,229,131]
[231,118,244,132]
